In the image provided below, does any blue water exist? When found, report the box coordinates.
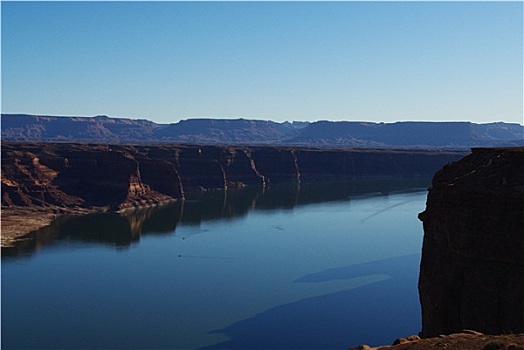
[2,179,428,349]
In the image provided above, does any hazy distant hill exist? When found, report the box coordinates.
[291,121,524,148]
[1,114,161,142]
[1,114,523,149]
[153,118,305,144]
[0,114,306,145]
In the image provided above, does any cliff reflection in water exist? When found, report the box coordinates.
[5,178,430,256]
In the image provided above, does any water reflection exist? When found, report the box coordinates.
[3,178,429,257]
[2,179,429,349]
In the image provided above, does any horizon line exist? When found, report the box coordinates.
[1,112,522,126]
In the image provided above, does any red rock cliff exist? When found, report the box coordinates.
[2,142,464,211]
[418,147,524,337]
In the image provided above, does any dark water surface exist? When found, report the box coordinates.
[2,179,429,349]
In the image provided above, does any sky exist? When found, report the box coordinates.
[1,1,523,124]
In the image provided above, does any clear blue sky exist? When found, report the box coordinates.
[2,1,523,124]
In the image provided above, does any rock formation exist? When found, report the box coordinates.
[2,142,465,212]
[349,331,524,350]
[418,147,524,337]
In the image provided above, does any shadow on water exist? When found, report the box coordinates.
[203,254,422,350]
[2,178,430,258]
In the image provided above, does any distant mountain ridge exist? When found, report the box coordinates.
[292,120,524,148]
[2,114,523,149]
[154,118,306,144]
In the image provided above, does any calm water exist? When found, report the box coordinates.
[2,179,429,349]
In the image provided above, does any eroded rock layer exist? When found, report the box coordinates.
[418,147,524,337]
[2,142,464,211]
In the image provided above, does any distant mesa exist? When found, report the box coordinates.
[1,114,523,149]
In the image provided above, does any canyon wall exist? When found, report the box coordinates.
[1,142,464,211]
[418,147,524,337]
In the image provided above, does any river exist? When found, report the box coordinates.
[2,178,429,349]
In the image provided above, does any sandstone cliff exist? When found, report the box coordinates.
[1,142,465,247]
[2,142,464,212]
[418,147,524,337]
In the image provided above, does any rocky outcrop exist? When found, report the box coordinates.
[418,147,524,337]
[2,142,465,212]
[349,331,524,350]
[1,144,173,210]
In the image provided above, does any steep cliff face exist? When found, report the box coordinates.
[418,147,524,337]
[1,144,173,210]
[2,142,464,211]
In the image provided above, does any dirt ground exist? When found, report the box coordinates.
[350,332,524,350]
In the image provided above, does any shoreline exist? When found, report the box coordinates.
[1,206,101,247]
[1,198,180,248]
